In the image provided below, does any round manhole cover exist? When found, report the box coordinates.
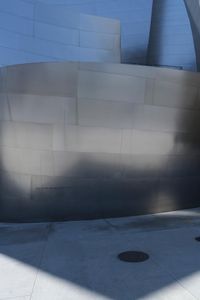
[118,251,149,263]
[195,237,200,242]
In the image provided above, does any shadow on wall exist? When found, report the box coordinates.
[122,47,148,65]
[1,62,200,222]
[0,62,200,299]
[1,151,200,223]
[147,0,167,66]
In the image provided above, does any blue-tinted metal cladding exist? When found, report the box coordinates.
[0,10,121,66]
[0,0,152,66]
[0,61,200,222]
[147,0,196,71]
[184,0,200,71]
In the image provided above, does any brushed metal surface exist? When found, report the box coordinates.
[0,62,200,222]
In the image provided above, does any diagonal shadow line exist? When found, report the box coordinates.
[0,211,200,299]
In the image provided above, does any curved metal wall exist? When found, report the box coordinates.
[0,9,121,66]
[147,0,196,71]
[0,0,153,66]
[184,0,200,72]
[1,61,200,222]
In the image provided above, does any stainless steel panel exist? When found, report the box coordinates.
[53,151,121,179]
[78,70,146,103]
[0,11,34,35]
[80,31,119,51]
[0,47,55,66]
[120,154,168,178]
[0,0,34,19]
[0,146,41,175]
[0,93,10,121]
[35,3,80,29]
[13,7,121,64]
[153,80,197,109]
[99,178,159,218]
[133,104,200,133]
[157,177,200,212]
[6,62,78,96]
[121,129,175,155]
[79,47,120,63]
[166,155,200,177]
[31,178,103,221]
[65,125,122,154]
[78,98,136,128]
[79,14,120,34]
[8,94,76,124]
[0,171,31,199]
[1,61,200,222]
[35,22,79,46]
[0,0,154,66]
[0,121,52,150]
[182,1,200,71]
[175,132,200,155]
[19,36,80,61]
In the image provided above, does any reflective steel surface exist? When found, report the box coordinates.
[0,10,121,66]
[0,0,152,66]
[0,61,200,222]
[184,0,200,71]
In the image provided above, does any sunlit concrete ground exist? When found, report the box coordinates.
[1,208,200,300]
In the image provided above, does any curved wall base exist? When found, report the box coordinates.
[1,62,200,222]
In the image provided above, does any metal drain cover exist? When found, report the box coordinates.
[118,251,149,263]
[195,237,200,242]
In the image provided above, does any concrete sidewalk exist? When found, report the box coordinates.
[0,208,200,299]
